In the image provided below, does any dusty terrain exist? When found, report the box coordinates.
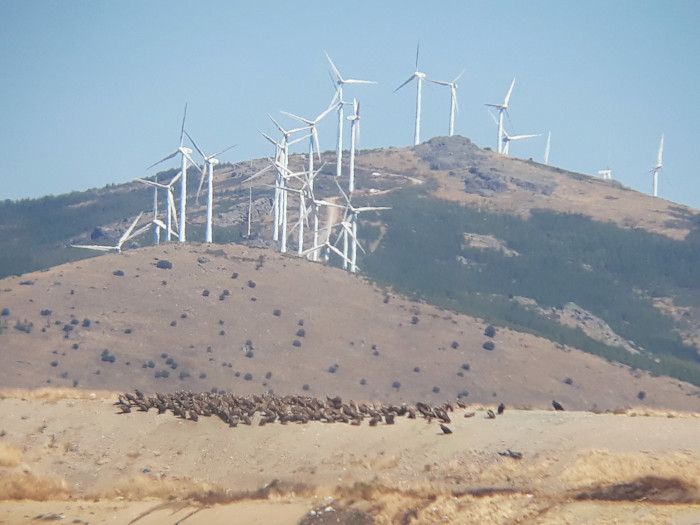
[2,389,700,524]
[2,243,700,412]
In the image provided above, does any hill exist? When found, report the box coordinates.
[1,135,700,396]
[1,242,700,412]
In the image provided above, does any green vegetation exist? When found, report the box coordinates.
[362,189,700,386]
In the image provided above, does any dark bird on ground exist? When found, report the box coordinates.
[485,409,496,419]
[552,400,565,411]
[497,403,505,415]
[439,424,452,434]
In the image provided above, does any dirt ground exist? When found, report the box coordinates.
[1,389,700,524]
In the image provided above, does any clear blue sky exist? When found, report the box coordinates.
[2,1,699,210]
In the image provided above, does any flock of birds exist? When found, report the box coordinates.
[114,390,567,435]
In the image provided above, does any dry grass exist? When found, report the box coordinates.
[0,472,66,501]
[0,442,22,467]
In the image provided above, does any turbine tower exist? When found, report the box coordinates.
[485,78,516,154]
[651,134,664,198]
[428,70,464,136]
[185,130,236,243]
[347,98,361,194]
[326,53,376,178]
[133,172,182,241]
[147,104,202,242]
[394,43,428,145]
[489,112,539,156]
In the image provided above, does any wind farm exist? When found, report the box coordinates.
[2,4,699,521]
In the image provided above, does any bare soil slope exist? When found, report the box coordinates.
[1,243,700,412]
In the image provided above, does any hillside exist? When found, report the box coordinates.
[1,135,700,395]
[1,242,700,412]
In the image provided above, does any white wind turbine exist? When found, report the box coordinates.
[185,130,237,243]
[133,172,182,241]
[261,126,310,252]
[148,105,202,242]
[72,213,150,253]
[326,52,377,178]
[347,98,361,194]
[329,180,391,273]
[486,78,516,154]
[394,43,428,146]
[650,134,664,198]
[428,70,464,137]
[489,112,540,156]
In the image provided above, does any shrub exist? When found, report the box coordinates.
[564,377,573,385]
[413,367,420,373]
[451,341,459,349]
[179,371,190,380]
[392,381,401,390]
[222,289,230,296]
[161,353,168,359]
[180,313,188,319]
[72,343,79,350]
[156,260,173,270]
[219,330,225,336]
[40,309,52,316]
[273,309,281,317]
[70,318,79,325]
[457,390,469,399]
[484,325,496,338]
[457,371,464,377]
[82,318,91,328]
[292,340,302,347]
[124,328,132,334]
[199,372,207,379]
[50,361,58,367]
[245,350,254,358]
[432,386,440,394]
[360,378,367,385]
[637,391,646,400]
[461,363,471,370]
[243,373,253,381]
[411,316,419,325]
[482,341,495,351]
[202,289,210,297]
[302,384,310,391]
[232,272,239,279]
[170,320,177,327]
[15,320,34,333]
[165,357,174,365]
[247,280,256,288]
[328,365,338,374]
[265,371,272,379]
[113,270,124,276]
[148,361,155,368]
[296,328,306,337]
[1,308,9,316]
[63,324,73,332]
[219,293,227,301]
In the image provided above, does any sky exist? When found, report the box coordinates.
[1,1,699,211]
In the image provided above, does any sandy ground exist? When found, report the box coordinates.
[2,390,700,524]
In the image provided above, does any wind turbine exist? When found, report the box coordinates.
[326,52,377,177]
[485,78,516,154]
[489,112,539,156]
[184,130,236,243]
[501,128,541,155]
[261,125,310,252]
[394,43,428,146]
[428,70,464,136]
[72,213,150,253]
[148,105,202,242]
[650,134,664,198]
[346,98,361,194]
[332,180,391,273]
[133,172,182,241]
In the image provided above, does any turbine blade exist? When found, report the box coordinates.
[325,52,342,82]
[179,102,187,146]
[119,212,144,246]
[394,74,416,93]
[147,150,179,170]
[211,144,237,158]
[184,130,206,160]
[504,78,516,107]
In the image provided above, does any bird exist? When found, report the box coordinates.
[552,400,565,411]
[439,423,452,434]
[497,403,505,415]
[485,409,496,419]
